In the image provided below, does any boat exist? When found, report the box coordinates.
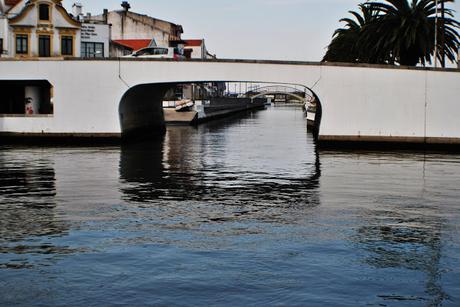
[175,99,195,112]
[305,101,317,128]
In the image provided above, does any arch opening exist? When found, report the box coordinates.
[118,83,173,139]
[118,81,323,140]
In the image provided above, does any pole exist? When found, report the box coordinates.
[440,0,445,68]
[434,0,439,68]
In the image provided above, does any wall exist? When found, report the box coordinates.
[0,16,6,55]
[107,11,178,47]
[81,23,110,57]
[0,59,459,144]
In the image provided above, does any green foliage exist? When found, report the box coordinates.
[323,0,460,66]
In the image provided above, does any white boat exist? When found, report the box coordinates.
[175,99,195,112]
[305,102,317,128]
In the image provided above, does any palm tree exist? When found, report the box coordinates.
[365,0,460,66]
[324,0,460,66]
[323,4,380,63]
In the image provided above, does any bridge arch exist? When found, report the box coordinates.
[118,80,323,140]
[118,83,174,138]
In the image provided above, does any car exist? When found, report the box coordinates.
[125,47,185,60]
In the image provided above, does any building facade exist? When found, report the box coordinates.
[183,39,215,59]
[86,1,183,56]
[72,3,110,58]
[0,0,81,58]
[105,6,183,47]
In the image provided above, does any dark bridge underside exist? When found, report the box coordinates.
[119,83,173,139]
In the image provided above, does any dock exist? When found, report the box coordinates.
[164,98,267,125]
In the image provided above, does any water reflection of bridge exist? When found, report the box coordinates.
[119,114,322,223]
[0,149,71,269]
[0,117,457,304]
[318,149,454,305]
[118,116,455,305]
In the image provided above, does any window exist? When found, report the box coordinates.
[16,34,28,55]
[0,80,53,116]
[61,36,73,56]
[0,38,3,55]
[39,4,50,21]
[81,42,104,58]
[39,35,51,57]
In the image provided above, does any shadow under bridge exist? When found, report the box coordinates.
[118,83,174,138]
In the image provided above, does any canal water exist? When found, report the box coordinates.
[1,106,459,306]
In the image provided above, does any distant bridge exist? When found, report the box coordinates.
[247,85,313,103]
[0,58,459,145]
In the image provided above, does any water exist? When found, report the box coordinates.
[1,107,459,306]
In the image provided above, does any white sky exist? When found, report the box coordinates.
[63,0,460,63]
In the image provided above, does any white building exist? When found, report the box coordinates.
[72,3,110,59]
[183,39,215,59]
[86,1,183,57]
[106,1,183,47]
[0,0,81,58]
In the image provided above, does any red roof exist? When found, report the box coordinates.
[5,0,21,6]
[112,39,151,51]
[185,39,203,47]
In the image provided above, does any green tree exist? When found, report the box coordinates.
[323,4,380,63]
[323,0,460,66]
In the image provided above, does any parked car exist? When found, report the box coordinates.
[125,47,185,60]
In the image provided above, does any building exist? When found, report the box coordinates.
[0,1,213,59]
[0,0,110,59]
[183,39,215,60]
[72,3,110,58]
[86,1,183,57]
[0,0,81,58]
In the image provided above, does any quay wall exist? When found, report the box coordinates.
[0,59,459,145]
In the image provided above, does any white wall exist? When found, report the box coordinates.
[108,12,174,47]
[0,60,459,144]
[81,23,110,57]
[187,46,203,59]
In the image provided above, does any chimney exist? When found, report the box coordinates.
[72,2,83,19]
[103,9,108,24]
[121,1,131,12]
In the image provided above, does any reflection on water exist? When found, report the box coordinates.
[0,150,76,269]
[0,107,459,306]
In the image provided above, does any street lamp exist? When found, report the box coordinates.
[434,0,439,68]
[441,0,446,67]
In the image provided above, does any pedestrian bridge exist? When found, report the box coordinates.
[0,58,459,145]
[247,85,311,104]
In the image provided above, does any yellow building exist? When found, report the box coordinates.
[0,0,81,58]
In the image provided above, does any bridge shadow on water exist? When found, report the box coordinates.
[119,110,322,225]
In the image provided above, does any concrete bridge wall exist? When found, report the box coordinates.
[0,59,459,144]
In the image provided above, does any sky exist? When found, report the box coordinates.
[63,0,460,63]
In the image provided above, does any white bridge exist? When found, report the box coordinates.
[247,85,311,103]
[0,58,459,145]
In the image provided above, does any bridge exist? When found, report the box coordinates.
[246,85,312,104]
[0,58,459,145]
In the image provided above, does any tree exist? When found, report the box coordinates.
[323,0,460,66]
[323,4,380,63]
